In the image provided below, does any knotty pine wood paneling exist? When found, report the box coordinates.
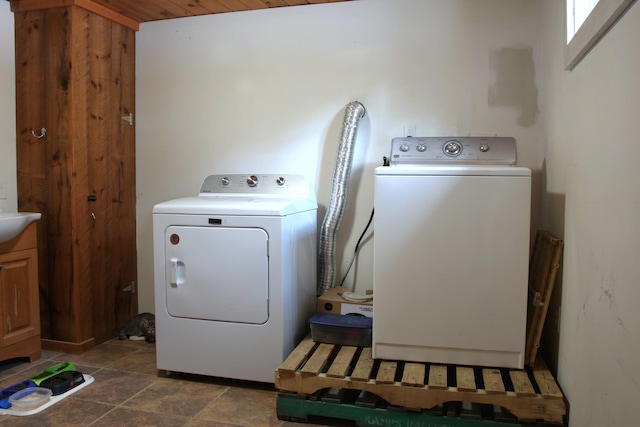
[85,0,348,23]
[15,5,137,349]
[9,1,352,30]
[82,9,138,344]
[16,7,77,342]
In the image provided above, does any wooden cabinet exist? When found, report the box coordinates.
[13,2,138,352]
[0,223,41,363]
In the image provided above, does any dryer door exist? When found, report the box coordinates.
[164,226,269,324]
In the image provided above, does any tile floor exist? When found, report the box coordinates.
[0,339,339,427]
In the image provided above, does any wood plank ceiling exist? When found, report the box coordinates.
[7,0,354,30]
[87,0,351,23]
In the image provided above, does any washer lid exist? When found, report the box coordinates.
[153,195,317,216]
[375,165,531,177]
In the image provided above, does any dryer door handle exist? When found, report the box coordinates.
[170,257,185,287]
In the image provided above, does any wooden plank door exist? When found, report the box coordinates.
[76,8,138,344]
[15,5,138,347]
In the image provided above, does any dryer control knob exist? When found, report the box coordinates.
[416,144,427,152]
[221,177,230,186]
[276,177,286,186]
[247,175,259,187]
[400,144,410,152]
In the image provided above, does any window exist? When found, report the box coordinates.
[567,0,599,43]
[565,0,636,70]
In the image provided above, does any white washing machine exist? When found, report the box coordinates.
[153,174,317,383]
[373,137,531,369]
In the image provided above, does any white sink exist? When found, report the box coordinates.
[0,212,42,244]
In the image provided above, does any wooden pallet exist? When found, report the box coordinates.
[275,336,566,425]
[525,230,564,366]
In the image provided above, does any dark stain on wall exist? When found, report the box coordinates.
[489,47,539,127]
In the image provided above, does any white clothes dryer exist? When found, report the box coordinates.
[153,174,317,383]
[373,137,531,369]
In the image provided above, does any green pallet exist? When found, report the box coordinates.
[277,389,530,427]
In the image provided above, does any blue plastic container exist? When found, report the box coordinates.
[0,380,36,409]
[308,313,372,347]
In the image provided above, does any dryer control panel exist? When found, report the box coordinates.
[389,136,517,165]
[199,174,311,196]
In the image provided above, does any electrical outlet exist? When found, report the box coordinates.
[0,180,7,199]
[404,125,416,137]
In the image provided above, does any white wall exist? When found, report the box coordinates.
[136,0,544,313]
[0,2,16,213]
[540,1,640,425]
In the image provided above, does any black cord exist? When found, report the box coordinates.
[339,207,374,288]
[355,208,375,254]
[339,155,386,288]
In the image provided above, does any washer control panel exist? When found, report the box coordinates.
[389,136,517,165]
[199,174,309,196]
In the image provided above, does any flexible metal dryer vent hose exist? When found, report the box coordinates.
[318,101,366,295]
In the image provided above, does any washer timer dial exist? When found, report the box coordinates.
[246,175,259,187]
[443,140,463,156]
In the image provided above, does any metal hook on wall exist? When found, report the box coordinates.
[31,128,47,139]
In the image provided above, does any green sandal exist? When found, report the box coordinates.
[28,362,76,386]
